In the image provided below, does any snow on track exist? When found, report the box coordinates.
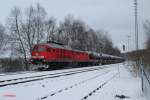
[0,65,112,100]
[0,63,146,100]
[0,66,108,87]
[44,69,118,100]
[0,65,108,81]
[0,71,36,76]
[37,69,113,100]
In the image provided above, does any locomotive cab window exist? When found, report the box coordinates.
[38,46,46,52]
[33,46,46,52]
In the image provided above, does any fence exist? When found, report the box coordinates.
[141,63,150,99]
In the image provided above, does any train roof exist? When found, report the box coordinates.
[86,51,123,59]
[101,53,123,59]
[34,42,86,53]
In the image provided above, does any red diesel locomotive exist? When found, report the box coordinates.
[31,41,124,70]
[31,41,99,70]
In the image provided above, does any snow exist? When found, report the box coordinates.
[0,63,146,100]
[89,63,146,100]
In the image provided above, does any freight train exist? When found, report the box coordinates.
[31,41,124,70]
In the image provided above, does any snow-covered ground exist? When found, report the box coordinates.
[0,63,146,100]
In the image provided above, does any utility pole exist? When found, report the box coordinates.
[127,35,130,65]
[134,0,143,92]
[134,0,138,50]
[127,35,130,52]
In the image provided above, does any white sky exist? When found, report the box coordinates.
[0,0,150,52]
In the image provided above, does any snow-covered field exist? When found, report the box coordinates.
[0,63,146,100]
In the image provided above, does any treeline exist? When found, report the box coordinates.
[126,20,150,65]
[0,58,24,72]
[144,20,150,49]
[126,49,150,63]
[0,4,120,71]
[130,20,150,65]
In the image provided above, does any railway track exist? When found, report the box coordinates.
[0,66,111,87]
[37,69,112,100]
[36,70,118,100]
[0,71,36,77]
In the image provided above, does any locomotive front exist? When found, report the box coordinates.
[31,44,48,64]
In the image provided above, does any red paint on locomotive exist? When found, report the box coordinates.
[31,43,90,64]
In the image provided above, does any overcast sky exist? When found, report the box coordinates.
[0,0,150,52]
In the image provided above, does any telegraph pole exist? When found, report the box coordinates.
[127,35,130,65]
[134,0,143,92]
[127,35,130,52]
[134,0,138,50]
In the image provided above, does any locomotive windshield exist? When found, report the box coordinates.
[33,45,46,52]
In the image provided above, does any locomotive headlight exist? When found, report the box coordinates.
[32,56,44,59]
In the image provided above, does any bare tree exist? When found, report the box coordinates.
[0,24,6,51]
[22,4,47,55]
[101,34,113,54]
[58,15,89,50]
[58,15,74,45]
[143,20,150,49]
[7,7,28,69]
[45,17,57,41]
[34,3,47,44]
